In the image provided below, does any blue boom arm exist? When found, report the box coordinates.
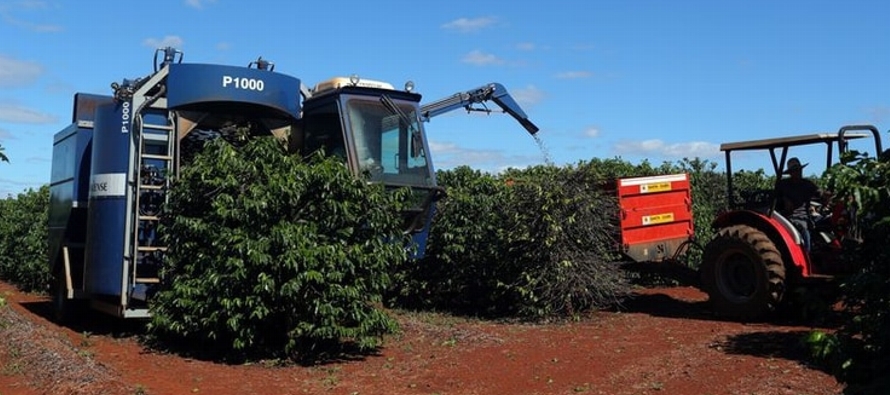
[419,83,539,135]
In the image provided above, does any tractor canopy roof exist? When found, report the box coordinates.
[718,126,884,207]
[720,132,870,153]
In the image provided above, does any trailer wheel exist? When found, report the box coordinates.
[700,225,786,320]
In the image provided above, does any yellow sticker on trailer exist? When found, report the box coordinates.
[640,182,672,193]
[642,212,674,225]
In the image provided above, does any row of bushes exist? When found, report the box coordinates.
[0,137,778,364]
[0,139,747,362]
[393,157,748,318]
[0,185,50,293]
[807,151,890,394]
[392,164,630,319]
[3,134,886,390]
[152,140,741,361]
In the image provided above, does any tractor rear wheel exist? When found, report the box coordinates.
[700,225,786,320]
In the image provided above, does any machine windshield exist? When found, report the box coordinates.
[345,97,434,187]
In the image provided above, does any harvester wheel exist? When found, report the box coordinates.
[700,225,785,320]
[51,271,82,325]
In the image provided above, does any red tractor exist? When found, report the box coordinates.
[699,124,884,320]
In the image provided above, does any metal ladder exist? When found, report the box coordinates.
[131,106,176,287]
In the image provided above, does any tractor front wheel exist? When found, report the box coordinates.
[700,225,786,320]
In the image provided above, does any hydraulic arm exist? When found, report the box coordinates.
[420,83,539,135]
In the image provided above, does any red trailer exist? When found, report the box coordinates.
[617,173,695,263]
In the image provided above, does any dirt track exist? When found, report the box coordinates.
[0,282,842,395]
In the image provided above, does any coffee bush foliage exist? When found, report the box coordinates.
[806,151,890,394]
[9,127,890,395]
[0,140,778,348]
[390,166,510,315]
[0,186,50,293]
[148,137,409,362]
[394,157,738,319]
[500,163,630,318]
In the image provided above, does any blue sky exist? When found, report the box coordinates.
[2,0,890,196]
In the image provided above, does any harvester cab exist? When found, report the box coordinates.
[293,76,444,256]
[290,76,539,255]
[700,124,883,320]
[48,47,539,321]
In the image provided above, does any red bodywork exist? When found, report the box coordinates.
[711,210,811,277]
[617,173,694,262]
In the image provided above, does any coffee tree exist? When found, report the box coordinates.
[0,186,50,292]
[148,137,409,362]
[807,151,890,394]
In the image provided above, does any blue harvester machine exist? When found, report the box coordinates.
[48,48,538,321]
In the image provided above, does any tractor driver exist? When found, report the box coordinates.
[774,157,824,251]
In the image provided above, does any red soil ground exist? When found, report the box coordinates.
[0,282,842,395]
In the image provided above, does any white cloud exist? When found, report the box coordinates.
[216,41,231,51]
[0,176,48,197]
[143,35,184,49]
[0,1,63,32]
[613,139,720,159]
[0,55,42,88]
[584,127,600,138]
[0,103,58,124]
[516,42,536,51]
[429,140,544,173]
[461,50,504,66]
[441,17,496,33]
[44,80,74,94]
[429,141,504,166]
[510,85,544,107]
[9,1,56,11]
[0,127,12,140]
[428,141,460,153]
[555,71,592,79]
[185,0,217,9]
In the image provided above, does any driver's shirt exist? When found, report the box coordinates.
[775,177,820,218]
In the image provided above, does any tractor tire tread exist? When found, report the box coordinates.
[700,224,786,321]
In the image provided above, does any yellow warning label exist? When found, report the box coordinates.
[640,182,672,193]
[642,212,674,226]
